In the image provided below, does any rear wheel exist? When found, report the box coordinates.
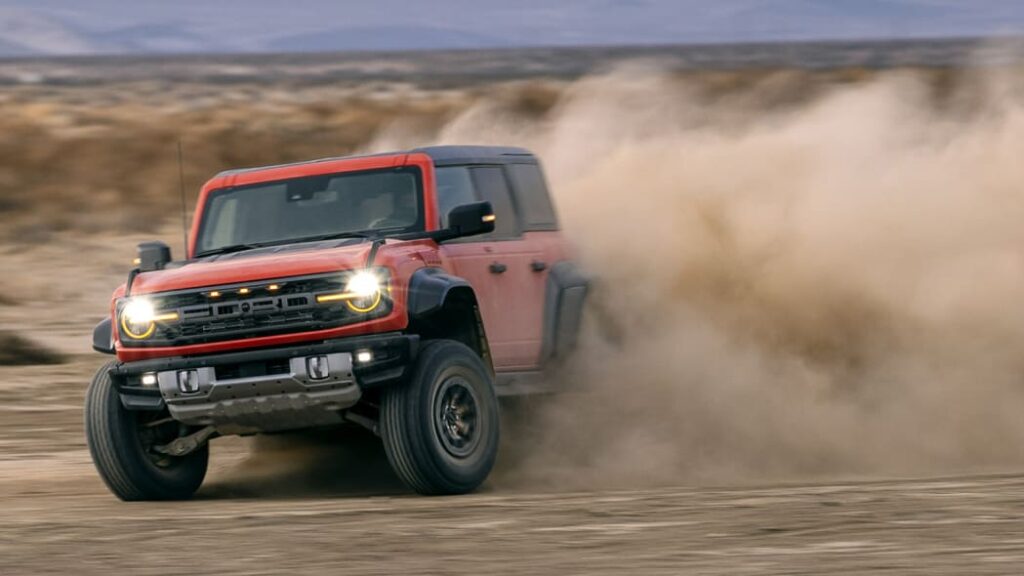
[84,362,208,501]
[381,340,499,495]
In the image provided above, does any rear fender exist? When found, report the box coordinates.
[540,261,589,364]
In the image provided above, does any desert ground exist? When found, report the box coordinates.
[2,353,1023,574]
[4,41,1024,573]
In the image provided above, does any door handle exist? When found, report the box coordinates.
[489,262,507,274]
[530,260,548,272]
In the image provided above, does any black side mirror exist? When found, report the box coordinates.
[435,201,496,242]
[136,241,172,272]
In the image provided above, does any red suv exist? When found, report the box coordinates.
[86,146,588,499]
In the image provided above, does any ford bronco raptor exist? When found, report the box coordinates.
[86,146,588,499]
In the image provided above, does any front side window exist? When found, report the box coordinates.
[196,167,423,254]
[435,165,520,239]
[470,166,519,238]
[435,166,477,227]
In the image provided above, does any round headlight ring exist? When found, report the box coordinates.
[346,290,382,313]
[120,313,155,339]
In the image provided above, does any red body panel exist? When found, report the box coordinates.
[128,244,372,295]
[441,233,554,370]
[111,151,565,371]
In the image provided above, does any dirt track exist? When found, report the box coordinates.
[1,356,1023,574]
[1,236,1024,574]
[5,464,1024,573]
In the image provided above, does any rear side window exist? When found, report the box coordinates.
[507,163,558,230]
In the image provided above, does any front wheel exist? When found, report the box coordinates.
[381,340,500,495]
[84,362,208,501]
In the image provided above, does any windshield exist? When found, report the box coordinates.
[194,166,423,255]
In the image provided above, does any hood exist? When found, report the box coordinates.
[127,240,375,295]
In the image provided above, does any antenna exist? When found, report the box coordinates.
[177,139,189,258]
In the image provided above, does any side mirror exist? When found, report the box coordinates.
[136,241,172,272]
[436,201,496,242]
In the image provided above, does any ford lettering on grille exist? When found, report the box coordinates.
[118,273,390,347]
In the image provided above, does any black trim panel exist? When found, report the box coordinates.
[92,318,115,354]
[494,371,556,396]
[406,268,473,318]
[540,261,589,364]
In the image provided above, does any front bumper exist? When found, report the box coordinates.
[109,333,417,434]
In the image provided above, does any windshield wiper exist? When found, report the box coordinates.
[284,231,379,243]
[193,243,268,258]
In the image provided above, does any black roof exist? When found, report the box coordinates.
[215,145,536,178]
[413,145,536,166]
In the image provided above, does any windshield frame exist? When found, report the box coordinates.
[192,165,425,258]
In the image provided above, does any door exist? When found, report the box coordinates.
[437,165,548,370]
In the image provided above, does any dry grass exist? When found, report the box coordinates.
[0,66,1012,244]
[0,86,468,242]
[0,331,66,365]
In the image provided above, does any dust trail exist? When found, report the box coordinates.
[372,61,1024,488]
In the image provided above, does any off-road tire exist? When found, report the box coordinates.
[84,362,208,501]
[381,340,499,495]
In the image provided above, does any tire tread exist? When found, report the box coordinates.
[84,362,207,501]
[381,340,499,495]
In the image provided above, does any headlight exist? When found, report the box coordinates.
[316,269,388,313]
[119,297,178,340]
[344,270,383,312]
[345,271,381,298]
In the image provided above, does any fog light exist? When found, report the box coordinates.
[307,355,330,380]
[355,350,373,364]
[177,370,199,394]
[140,373,157,386]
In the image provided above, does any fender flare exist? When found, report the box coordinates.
[406,267,475,318]
[406,267,492,372]
[541,261,589,363]
[92,318,115,355]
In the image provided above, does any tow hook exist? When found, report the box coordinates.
[154,425,218,457]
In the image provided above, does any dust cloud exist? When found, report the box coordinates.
[374,63,1024,488]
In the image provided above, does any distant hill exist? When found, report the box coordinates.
[0,8,239,57]
[0,9,510,57]
[101,22,236,54]
[267,25,510,53]
[0,2,1021,58]
[0,8,101,56]
[0,36,34,57]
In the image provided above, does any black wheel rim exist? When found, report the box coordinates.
[433,376,481,458]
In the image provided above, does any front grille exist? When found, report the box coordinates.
[119,272,391,348]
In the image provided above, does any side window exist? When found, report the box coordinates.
[435,166,476,227]
[507,163,558,230]
[470,166,520,238]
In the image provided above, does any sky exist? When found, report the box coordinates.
[0,0,1022,56]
